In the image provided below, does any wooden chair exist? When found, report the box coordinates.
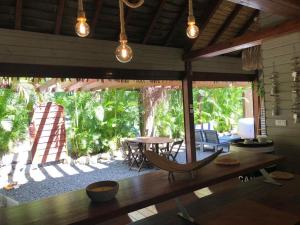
[127,141,146,172]
[203,130,230,152]
[165,140,183,162]
[144,149,222,179]
[121,141,131,165]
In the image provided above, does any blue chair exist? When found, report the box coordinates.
[195,129,205,151]
[202,130,230,152]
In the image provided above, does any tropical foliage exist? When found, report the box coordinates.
[0,88,33,156]
[154,90,184,138]
[0,79,247,157]
[54,90,140,157]
[193,87,244,132]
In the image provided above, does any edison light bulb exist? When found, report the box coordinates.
[186,23,199,39]
[115,41,133,63]
[75,17,90,37]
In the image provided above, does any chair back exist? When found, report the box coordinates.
[168,139,183,160]
[126,141,141,153]
[203,130,219,144]
[195,130,204,142]
[170,140,183,151]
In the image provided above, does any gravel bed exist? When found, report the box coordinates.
[0,159,154,204]
[0,150,213,204]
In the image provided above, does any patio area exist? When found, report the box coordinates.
[0,147,215,204]
[0,0,299,224]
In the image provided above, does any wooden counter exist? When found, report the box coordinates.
[0,151,284,225]
[134,175,300,225]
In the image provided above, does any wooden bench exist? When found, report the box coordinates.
[0,151,284,225]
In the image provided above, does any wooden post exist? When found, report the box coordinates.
[252,78,261,136]
[182,61,196,162]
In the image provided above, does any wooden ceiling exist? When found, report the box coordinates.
[0,0,260,51]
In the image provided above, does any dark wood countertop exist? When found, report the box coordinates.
[134,175,300,225]
[0,151,284,225]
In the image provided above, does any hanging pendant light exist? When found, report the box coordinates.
[186,0,199,39]
[116,0,133,63]
[116,0,144,63]
[75,0,90,37]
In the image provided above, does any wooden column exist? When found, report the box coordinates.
[182,61,196,162]
[252,78,261,136]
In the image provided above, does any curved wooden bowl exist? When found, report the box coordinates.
[86,181,119,202]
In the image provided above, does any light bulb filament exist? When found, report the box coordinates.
[115,41,133,63]
[121,47,128,58]
[75,16,90,37]
[186,21,199,39]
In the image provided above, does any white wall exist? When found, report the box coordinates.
[261,32,300,172]
[0,28,252,75]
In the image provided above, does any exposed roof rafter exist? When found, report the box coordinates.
[38,78,58,92]
[226,0,300,18]
[208,4,243,46]
[15,0,23,30]
[164,3,188,46]
[142,0,167,44]
[54,0,65,34]
[67,80,96,91]
[90,0,104,37]
[186,0,223,51]
[184,18,300,60]
[236,9,259,37]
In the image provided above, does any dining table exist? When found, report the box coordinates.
[126,136,174,154]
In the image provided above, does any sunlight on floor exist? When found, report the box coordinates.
[75,165,95,173]
[128,205,158,222]
[57,164,79,176]
[194,187,213,198]
[127,187,214,223]
[88,163,108,170]
[43,166,64,178]
[31,169,46,182]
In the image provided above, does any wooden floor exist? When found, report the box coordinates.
[101,175,300,225]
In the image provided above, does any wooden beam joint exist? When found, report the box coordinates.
[184,18,300,61]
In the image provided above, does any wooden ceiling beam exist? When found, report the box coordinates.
[142,0,167,44]
[90,0,104,37]
[236,9,259,37]
[164,3,188,46]
[54,0,65,34]
[187,0,223,51]
[81,80,104,91]
[193,72,256,81]
[15,0,23,30]
[226,0,300,18]
[0,63,183,80]
[38,78,58,92]
[67,79,97,91]
[184,18,300,61]
[209,4,243,46]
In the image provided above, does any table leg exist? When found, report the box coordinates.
[259,169,282,186]
[155,143,159,154]
[175,198,195,223]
